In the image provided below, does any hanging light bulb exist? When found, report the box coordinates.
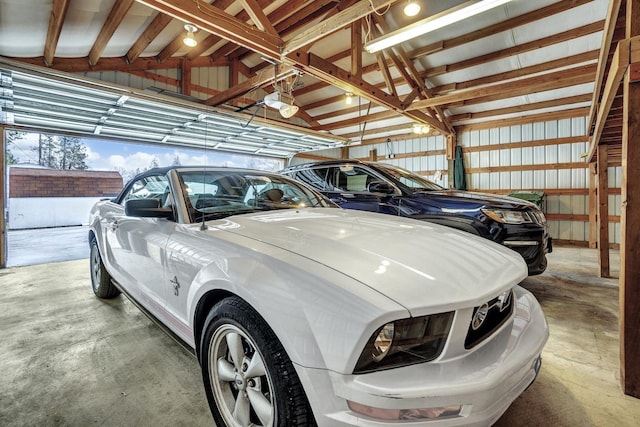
[345,92,353,105]
[403,1,421,17]
[413,123,430,134]
[183,23,198,47]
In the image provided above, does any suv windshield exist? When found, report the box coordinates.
[375,163,444,191]
[177,170,334,222]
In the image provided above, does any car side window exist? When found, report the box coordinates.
[290,168,331,191]
[120,175,169,205]
[331,166,382,192]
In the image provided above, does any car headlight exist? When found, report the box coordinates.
[354,312,454,374]
[482,208,533,224]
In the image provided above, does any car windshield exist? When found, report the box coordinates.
[375,163,444,191]
[177,170,334,222]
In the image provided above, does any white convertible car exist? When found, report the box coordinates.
[89,166,548,427]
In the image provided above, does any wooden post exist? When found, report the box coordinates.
[340,146,349,159]
[620,61,640,399]
[620,0,640,398]
[0,127,5,268]
[369,149,377,161]
[588,162,597,248]
[597,144,610,277]
[181,59,191,96]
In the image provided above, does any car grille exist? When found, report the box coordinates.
[464,290,514,349]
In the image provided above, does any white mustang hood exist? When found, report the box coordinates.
[217,208,527,314]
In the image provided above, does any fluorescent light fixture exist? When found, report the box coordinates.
[183,23,198,47]
[365,0,512,53]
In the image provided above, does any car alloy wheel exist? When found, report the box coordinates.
[200,297,315,427]
[209,324,274,426]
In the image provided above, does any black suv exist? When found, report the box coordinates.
[281,160,552,275]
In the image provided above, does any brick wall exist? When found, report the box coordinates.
[9,167,123,198]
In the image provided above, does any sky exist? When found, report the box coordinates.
[8,131,283,181]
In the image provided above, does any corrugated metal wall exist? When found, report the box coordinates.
[299,117,619,245]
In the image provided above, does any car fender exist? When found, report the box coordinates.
[185,234,408,374]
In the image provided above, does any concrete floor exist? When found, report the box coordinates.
[1,246,639,426]
[6,226,90,267]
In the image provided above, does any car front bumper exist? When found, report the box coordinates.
[299,286,549,426]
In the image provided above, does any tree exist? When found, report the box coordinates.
[56,136,88,170]
[5,130,23,165]
[31,134,88,170]
[172,154,182,166]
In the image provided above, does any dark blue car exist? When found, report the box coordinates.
[281,160,552,275]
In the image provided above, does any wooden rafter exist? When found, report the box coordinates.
[137,0,282,60]
[12,55,229,73]
[282,0,398,55]
[88,0,136,66]
[44,0,70,66]
[587,0,624,138]
[408,64,596,111]
[238,0,278,36]
[371,14,452,133]
[126,13,172,63]
[409,0,593,60]
[375,51,396,97]
[430,50,599,95]
[212,0,329,62]
[587,38,630,162]
[416,21,604,79]
[205,64,295,106]
[448,94,593,123]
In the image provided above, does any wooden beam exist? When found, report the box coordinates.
[10,55,229,73]
[455,108,591,132]
[408,64,596,111]
[420,21,604,79]
[461,136,588,153]
[126,13,172,63]
[44,0,70,66]
[466,162,588,174]
[88,0,135,66]
[597,144,610,277]
[181,59,191,96]
[313,110,397,131]
[587,0,623,134]
[376,51,397,97]
[620,0,640,398]
[293,53,450,135]
[282,0,398,55]
[431,50,599,95]
[222,0,336,63]
[238,0,278,36]
[587,38,630,162]
[351,20,362,78]
[409,0,593,60]
[205,64,295,106]
[138,0,282,60]
[448,94,593,123]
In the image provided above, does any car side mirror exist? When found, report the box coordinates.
[367,181,395,194]
[125,198,173,219]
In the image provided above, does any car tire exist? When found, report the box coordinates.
[200,296,315,427]
[90,237,120,299]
